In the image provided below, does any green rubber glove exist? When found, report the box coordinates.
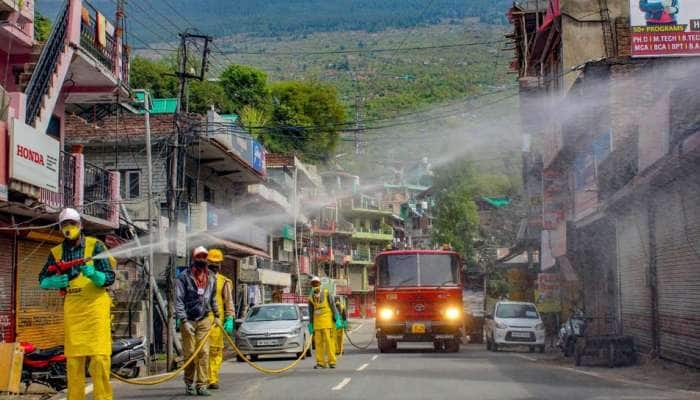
[82,264,106,287]
[176,319,182,330]
[335,313,343,329]
[40,275,69,290]
[308,322,314,335]
[223,316,234,335]
[343,320,348,329]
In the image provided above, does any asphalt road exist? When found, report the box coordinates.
[111,320,699,400]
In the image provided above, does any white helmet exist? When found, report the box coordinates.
[192,246,209,259]
[58,208,81,224]
[311,276,321,284]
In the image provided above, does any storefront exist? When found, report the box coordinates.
[0,236,15,343]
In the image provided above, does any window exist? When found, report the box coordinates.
[118,170,141,199]
[496,303,539,319]
[204,185,215,203]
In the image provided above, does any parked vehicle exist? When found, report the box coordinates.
[20,337,146,392]
[20,343,67,392]
[557,310,586,357]
[235,303,310,361]
[484,301,545,353]
[110,337,147,378]
[374,249,464,353]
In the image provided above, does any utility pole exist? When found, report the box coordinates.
[166,31,212,370]
[293,164,300,295]
[143,90,155,374]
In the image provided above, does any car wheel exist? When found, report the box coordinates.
[529,346,535,353]
[486,338,492,351]
[539,345,545,354]
[236,354,246,362]
[249,355,259,362]
[296,351,306,360]
[492,339,498,352]
[446,339,460,353]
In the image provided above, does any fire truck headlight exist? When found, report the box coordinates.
[378,308,394,320]
[444,307,461,320]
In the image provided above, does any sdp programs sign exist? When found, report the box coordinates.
[10,119,60,191]
[631,0,700,57]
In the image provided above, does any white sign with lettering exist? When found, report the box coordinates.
[10,118,60,191]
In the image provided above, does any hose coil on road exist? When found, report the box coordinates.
[343,325,375,350]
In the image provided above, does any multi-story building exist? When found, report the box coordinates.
[508,0,700,367]
[0,0,129,347]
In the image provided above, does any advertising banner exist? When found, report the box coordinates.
[10,119,60,192]
[631,0,700,57]
[535,273,562,313]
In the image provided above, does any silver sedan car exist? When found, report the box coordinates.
[235,303,311,361]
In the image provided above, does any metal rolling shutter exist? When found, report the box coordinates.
[0,237,14,342]
[616,205,654,351]
[15,240,64,348]
[653,178,700,367]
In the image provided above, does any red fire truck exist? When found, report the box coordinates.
[374,248,464,353]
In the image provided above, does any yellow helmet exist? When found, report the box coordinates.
[207,248,224,263]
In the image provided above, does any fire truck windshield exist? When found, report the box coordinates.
[377,254,459,287]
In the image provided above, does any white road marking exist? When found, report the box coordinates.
[560,367,602,378]
[356,363,369,371]
[332,377,352,391]
[514,354,537,362]
[53,383,93,400]
[372,355,378,361]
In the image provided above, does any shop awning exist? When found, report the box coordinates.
[202,233,270,259]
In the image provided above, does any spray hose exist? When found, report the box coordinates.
[343,324,374,350]
[112,319,312,385]
[110,325,215,386]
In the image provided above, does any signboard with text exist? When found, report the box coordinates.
[631,0,700,57]
[10,119,59,191]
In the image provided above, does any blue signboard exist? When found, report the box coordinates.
[251,140,265,173]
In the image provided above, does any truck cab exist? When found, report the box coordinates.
[374,250,464,352]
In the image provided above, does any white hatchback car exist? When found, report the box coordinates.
[484,301,545,353]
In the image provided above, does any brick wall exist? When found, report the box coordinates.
[64,113,179,141]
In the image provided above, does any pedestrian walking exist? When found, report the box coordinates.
[205,249,234,390]
[308,276,342,369]
[39,208,116,400]
[175,246,220,396]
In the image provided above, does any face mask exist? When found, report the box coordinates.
[194,260,207,269]
[313,287,320,293]
[208,265,220,273]
[62,224,81,240]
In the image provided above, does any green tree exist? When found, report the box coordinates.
[239,105,269,139]
[34,12,51,42]
[432,183,480,261]
[188,80,233,114]
[266,81,345,161]
[129,57,178,98]
[219,64,270,113]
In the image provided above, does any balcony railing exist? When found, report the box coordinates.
[257,259,292,274]
[351,247,380,263]
[80,1,117,71]
[336,219,354,233]
[83,160,113,221]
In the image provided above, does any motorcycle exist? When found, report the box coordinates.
[557,310,586,357]
[21,337,146,392]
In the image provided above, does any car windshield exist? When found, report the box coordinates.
[496,304,539,319]
[377,254,459,287]
[246,305,299,322]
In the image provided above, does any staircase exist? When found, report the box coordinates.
[22,0,74,133]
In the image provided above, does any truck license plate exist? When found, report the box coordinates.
[257,339,279,346]
[411,323,426,334]
[511,332,530,338]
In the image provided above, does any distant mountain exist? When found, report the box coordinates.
[37,0,510,40]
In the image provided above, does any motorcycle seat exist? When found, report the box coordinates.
[112,337,144,354]
[25,346,65,360]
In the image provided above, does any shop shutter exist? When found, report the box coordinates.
[653,178,700,368]
[0,237,14,342]
[616,205,654,351]
[15,240,64,348]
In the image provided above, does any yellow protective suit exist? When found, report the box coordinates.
[209,273,232,385]
[310,288,336,366]
[335,302,345,355]
[50,237,113,400]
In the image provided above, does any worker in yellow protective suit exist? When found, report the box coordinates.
[206,249,235,390]
[308,277,342,369]
[334,297,348,355]
[39,208,116,400]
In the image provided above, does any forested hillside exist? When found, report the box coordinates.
[38,0,510,38]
